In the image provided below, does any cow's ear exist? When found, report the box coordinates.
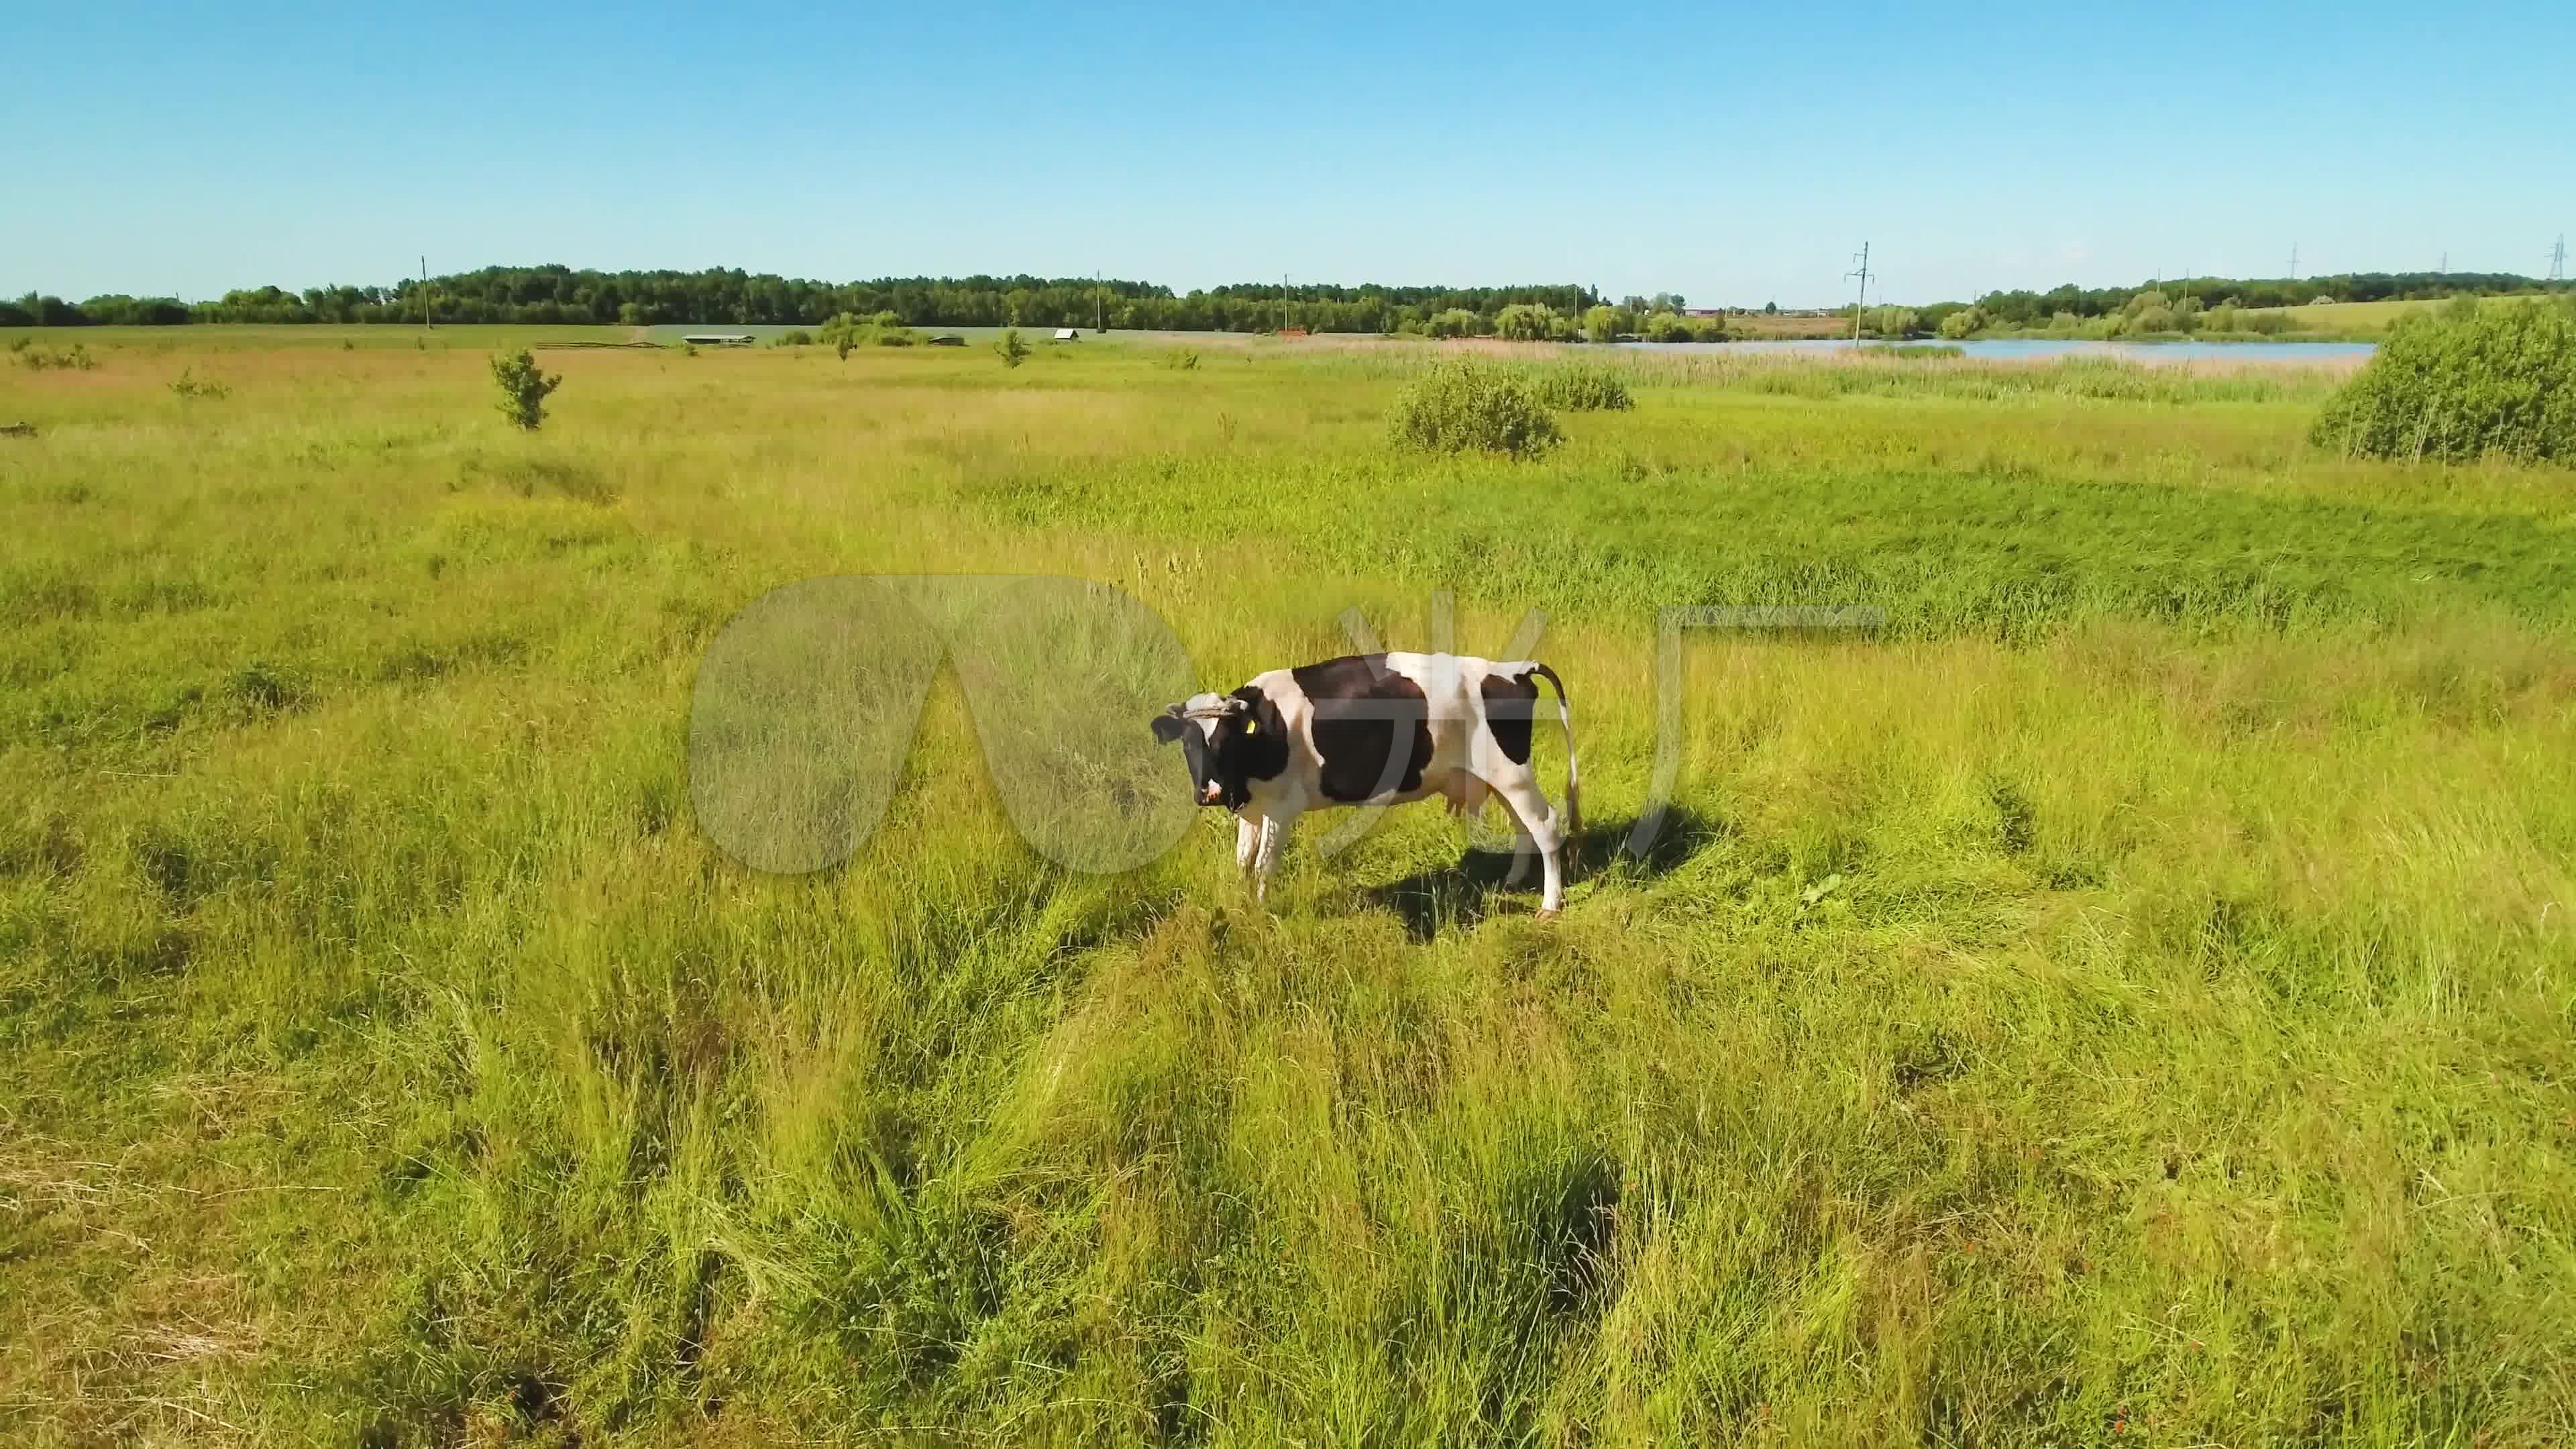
[1150,706,1187,745]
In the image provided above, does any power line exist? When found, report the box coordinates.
[1844,241,1871,344]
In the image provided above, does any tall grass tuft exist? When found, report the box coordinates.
[1529,362,1635,411]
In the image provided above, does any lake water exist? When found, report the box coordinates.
[1615,337,2377,364]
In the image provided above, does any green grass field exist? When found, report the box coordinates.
[2238,292,2562,337]
[4,331,2573,1445]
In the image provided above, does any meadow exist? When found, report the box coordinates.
[3,329,2573,1446]
[2224,293,2561,339]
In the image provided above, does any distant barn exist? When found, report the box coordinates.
[1054,327,1081,341]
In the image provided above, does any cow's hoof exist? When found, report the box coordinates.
[1534,907,1560,922]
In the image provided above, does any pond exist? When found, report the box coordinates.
[1615,337,2378,363]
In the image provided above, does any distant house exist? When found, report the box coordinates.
[1054,327,1080,341]
[682,333,754,345]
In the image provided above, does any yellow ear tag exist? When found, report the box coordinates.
[1244,720,1258,735]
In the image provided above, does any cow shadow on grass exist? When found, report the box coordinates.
[1361,805,1726,944]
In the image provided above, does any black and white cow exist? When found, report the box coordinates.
[1152,653,1581,916]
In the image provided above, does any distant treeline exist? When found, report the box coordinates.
[9,266,2569,335]
[1966,272,2571,327]
[1,267,1600,333]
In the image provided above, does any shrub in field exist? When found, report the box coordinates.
[1937,307,1985,339]
[1584,303,1623,343]
[771,329,814,347]
[15,341,96,372]
[996,329,1030,368]
[1531,363,1633,411]
[1161,348,1201,370]
[2310,298,2576,464]
[168,369,229,400]
[1387,358,1562,458]
[489,349,562,430]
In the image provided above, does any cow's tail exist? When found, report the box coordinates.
[1526,663,1580,846]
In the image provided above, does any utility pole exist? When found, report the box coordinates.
[1845,241,1871,344]
[2438,251,2447,276]
[2288,242,2299,282]
[420,256,433,330]
[2551,235,2567,283]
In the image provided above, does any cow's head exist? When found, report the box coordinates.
[1152,688,1287,810]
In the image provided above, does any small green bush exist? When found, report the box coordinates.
[2310,299,2576,464]
[996,329,1030,368]
[15,341,95,372]
[772,329,814,347]
[1387,359,1562,458]
[1161,349,1201,371]
[1531,364,1633,411]
[490,349,563,430]
[168,369,230,400]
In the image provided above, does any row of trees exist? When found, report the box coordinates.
[1,268,1611,333]
[1967,272,2571,329]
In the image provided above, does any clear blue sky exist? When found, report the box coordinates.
[12,1,2570,307]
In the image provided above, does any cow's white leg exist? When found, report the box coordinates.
[1483,773,1565,918]
[1251,810,1294,907]
[1503,821,1538,888]
[1235,815,1260,880]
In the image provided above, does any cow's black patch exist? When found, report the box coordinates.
[1293,655,1434,803]
[1230,686,1291,789]
[1480,669,1538,766]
